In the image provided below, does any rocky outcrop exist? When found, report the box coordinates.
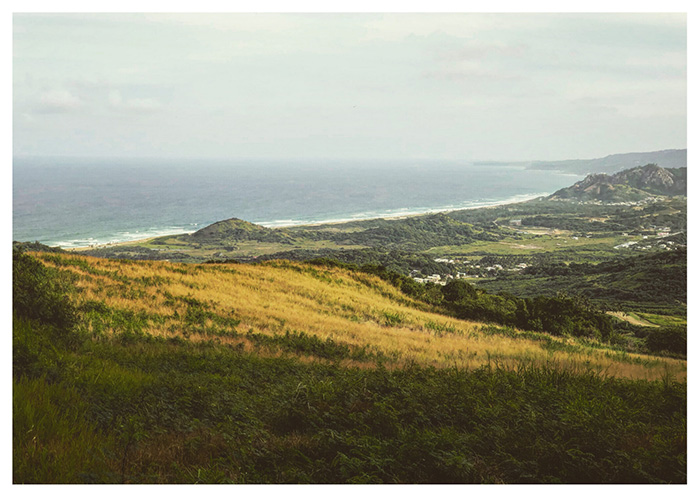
[549,164,686,201]
[613,164,685,194]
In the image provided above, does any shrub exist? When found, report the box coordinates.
[13,250,84,378]
[645,326,686,355]
[13,249,77,332]
[441,279,477,302]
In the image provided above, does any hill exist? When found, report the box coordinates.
[188,217,295,244]
[13,250,687,482]
[548,164,687,202]
[528,149,686,175]
[20,250,686,377]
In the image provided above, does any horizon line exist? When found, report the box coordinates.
[12,148,688,165]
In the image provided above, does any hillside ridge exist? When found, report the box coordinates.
[548,164,686,202]
[528,149,686,175]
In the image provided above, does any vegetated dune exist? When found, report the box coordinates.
[34,252,685,381]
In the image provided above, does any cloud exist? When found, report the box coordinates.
[139,13,302,33]
[108,90,161,113]
[12,13,686,161]
[107,90,122,107]
[360,14,504,42]
[438,43,529,61]
[124,98,161,112]
[422,67,521,83]
[35,89,82,113]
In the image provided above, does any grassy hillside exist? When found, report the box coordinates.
[29,251,684,379]
[13,250,687,483]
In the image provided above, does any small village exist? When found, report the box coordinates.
[410,220,685,285]
[411,258,531,285]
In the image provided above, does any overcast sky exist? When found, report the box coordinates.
[13,13,687,162]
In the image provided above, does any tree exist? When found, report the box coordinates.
[441,279,477,303]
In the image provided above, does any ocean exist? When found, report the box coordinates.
[13,157,583,249]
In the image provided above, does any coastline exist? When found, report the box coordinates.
[259,192,548,228]
[68,237,160,252]
[65,192,548,252]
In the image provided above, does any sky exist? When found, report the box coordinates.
[12,12,687,162]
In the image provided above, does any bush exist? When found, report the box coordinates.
[646,326,686,355]
[13,250,83,378]
[13,249,77,332]
[441,279,477,302]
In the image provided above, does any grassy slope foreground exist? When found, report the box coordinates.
[13,250,686,483]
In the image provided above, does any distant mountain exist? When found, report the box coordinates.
[527,149,686,175]
[548,164,687,202]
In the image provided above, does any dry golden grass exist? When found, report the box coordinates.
[36,252,686,381]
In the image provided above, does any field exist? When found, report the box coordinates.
[423,233,634,258]
[13,250,687,483]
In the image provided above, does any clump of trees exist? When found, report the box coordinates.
[645,326,686,355]
[439,279,614,340]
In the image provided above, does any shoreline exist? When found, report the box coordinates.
[260,192,548,228]
[68,236,160,252]
[63,192,548,251]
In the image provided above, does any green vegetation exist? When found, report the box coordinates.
[309,259,685,354]
[645,327,686,356]
[21,178,684,350]
[13,167,687,483]
[479,249,686,316]
[67,188,685,322]
[256,247,456,276]
[13,250,686,483]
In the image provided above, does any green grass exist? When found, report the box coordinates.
[12,250,687,483]
[13,329,687,483]
[637,313,687,327]
[424,234,635,258]
[13,375,118,483]
[119,238,369,260]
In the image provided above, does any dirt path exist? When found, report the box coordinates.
[607,311,659,327]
